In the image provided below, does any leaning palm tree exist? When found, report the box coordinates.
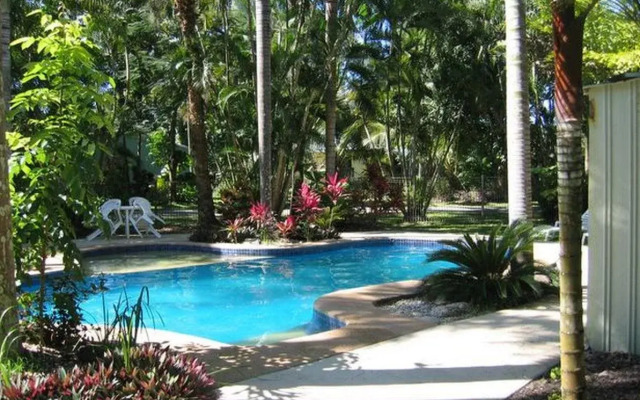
[256,0,272,207]
[174,0,218,241]
[505,0,532,223]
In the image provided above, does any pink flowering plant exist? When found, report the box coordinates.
[324,172,348,205]
[226,174,349,243]
[249,202,276,242]
[293,183,323,241]
[291,173,349,241]
[323,172,349,234]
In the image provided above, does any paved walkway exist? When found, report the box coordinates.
[220,302,560,400]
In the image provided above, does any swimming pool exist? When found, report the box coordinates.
[36,242,451,344]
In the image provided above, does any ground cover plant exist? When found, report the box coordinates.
[2,344,216,400]
[0,284,219,400]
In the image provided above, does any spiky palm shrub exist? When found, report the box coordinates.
[419,222,555,308]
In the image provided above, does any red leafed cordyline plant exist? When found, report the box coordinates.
[276,216,296,239]
[294,183,322,241]
[324,173,348,233]
[294,183,322,218]
[324,172,348,205]
[249,202,274,242]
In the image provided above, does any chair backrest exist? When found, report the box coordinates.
[100,199,122,225]
[129,196,151,208]
[130,197,153,215]
[581,210,590,231]
[100,199,121,217]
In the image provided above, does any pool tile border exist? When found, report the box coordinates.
[75,235,447,343]
[78,236,444,258]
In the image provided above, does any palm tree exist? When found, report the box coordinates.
[325,0,338,175]
[505,0,532,223]
[0,0,8,113]
[551,0,599,398]
[174,0,218,241]
[256,0,272,206]
[0,2,18,347]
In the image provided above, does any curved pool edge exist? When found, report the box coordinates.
[128,279,442,386]
[286,280,439,348]
[125,281,436,356]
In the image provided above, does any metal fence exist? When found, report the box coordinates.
[385,175,509,224]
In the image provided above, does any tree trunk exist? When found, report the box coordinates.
[175,0,218,241]
[168,109,178,203]
[505,0,532,223]
[324,0,338,175]
[256,0,272,207]
[552,1,591,398]
[1,0,9,117]
[0,3,18,347]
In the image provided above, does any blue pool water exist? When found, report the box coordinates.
[32,243,451,344]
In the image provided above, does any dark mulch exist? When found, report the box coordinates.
[508,350,640,399]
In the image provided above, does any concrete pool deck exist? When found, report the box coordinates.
[66,233,575,399]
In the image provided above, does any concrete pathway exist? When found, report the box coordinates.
[220,302,560,400]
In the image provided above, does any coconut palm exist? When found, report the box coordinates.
[0,0,8,116]
[256,0,272,207]
[505,0,532,223]
[419,222,554,308]
[174,0,218,241]
[551,0,599,397]
[325,0,338,175]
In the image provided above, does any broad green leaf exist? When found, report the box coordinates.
[10,37,35,49]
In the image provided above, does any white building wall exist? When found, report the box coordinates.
[586,78,640,354]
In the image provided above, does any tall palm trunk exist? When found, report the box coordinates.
[175,0,218,241]
[505,0,532,223]
[0,2,18,347]
[324,0,338,175]
[256,0,272,206]
[1,0,8,115]
[552,0,597,398]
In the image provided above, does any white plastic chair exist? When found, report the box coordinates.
[129,198,162,238]
[128,197,165,224]
[544,210,589,245]
[86,199,123,241]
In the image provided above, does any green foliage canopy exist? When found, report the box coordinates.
[9,11,114,275]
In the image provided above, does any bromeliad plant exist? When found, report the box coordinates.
[418,221,556,309]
